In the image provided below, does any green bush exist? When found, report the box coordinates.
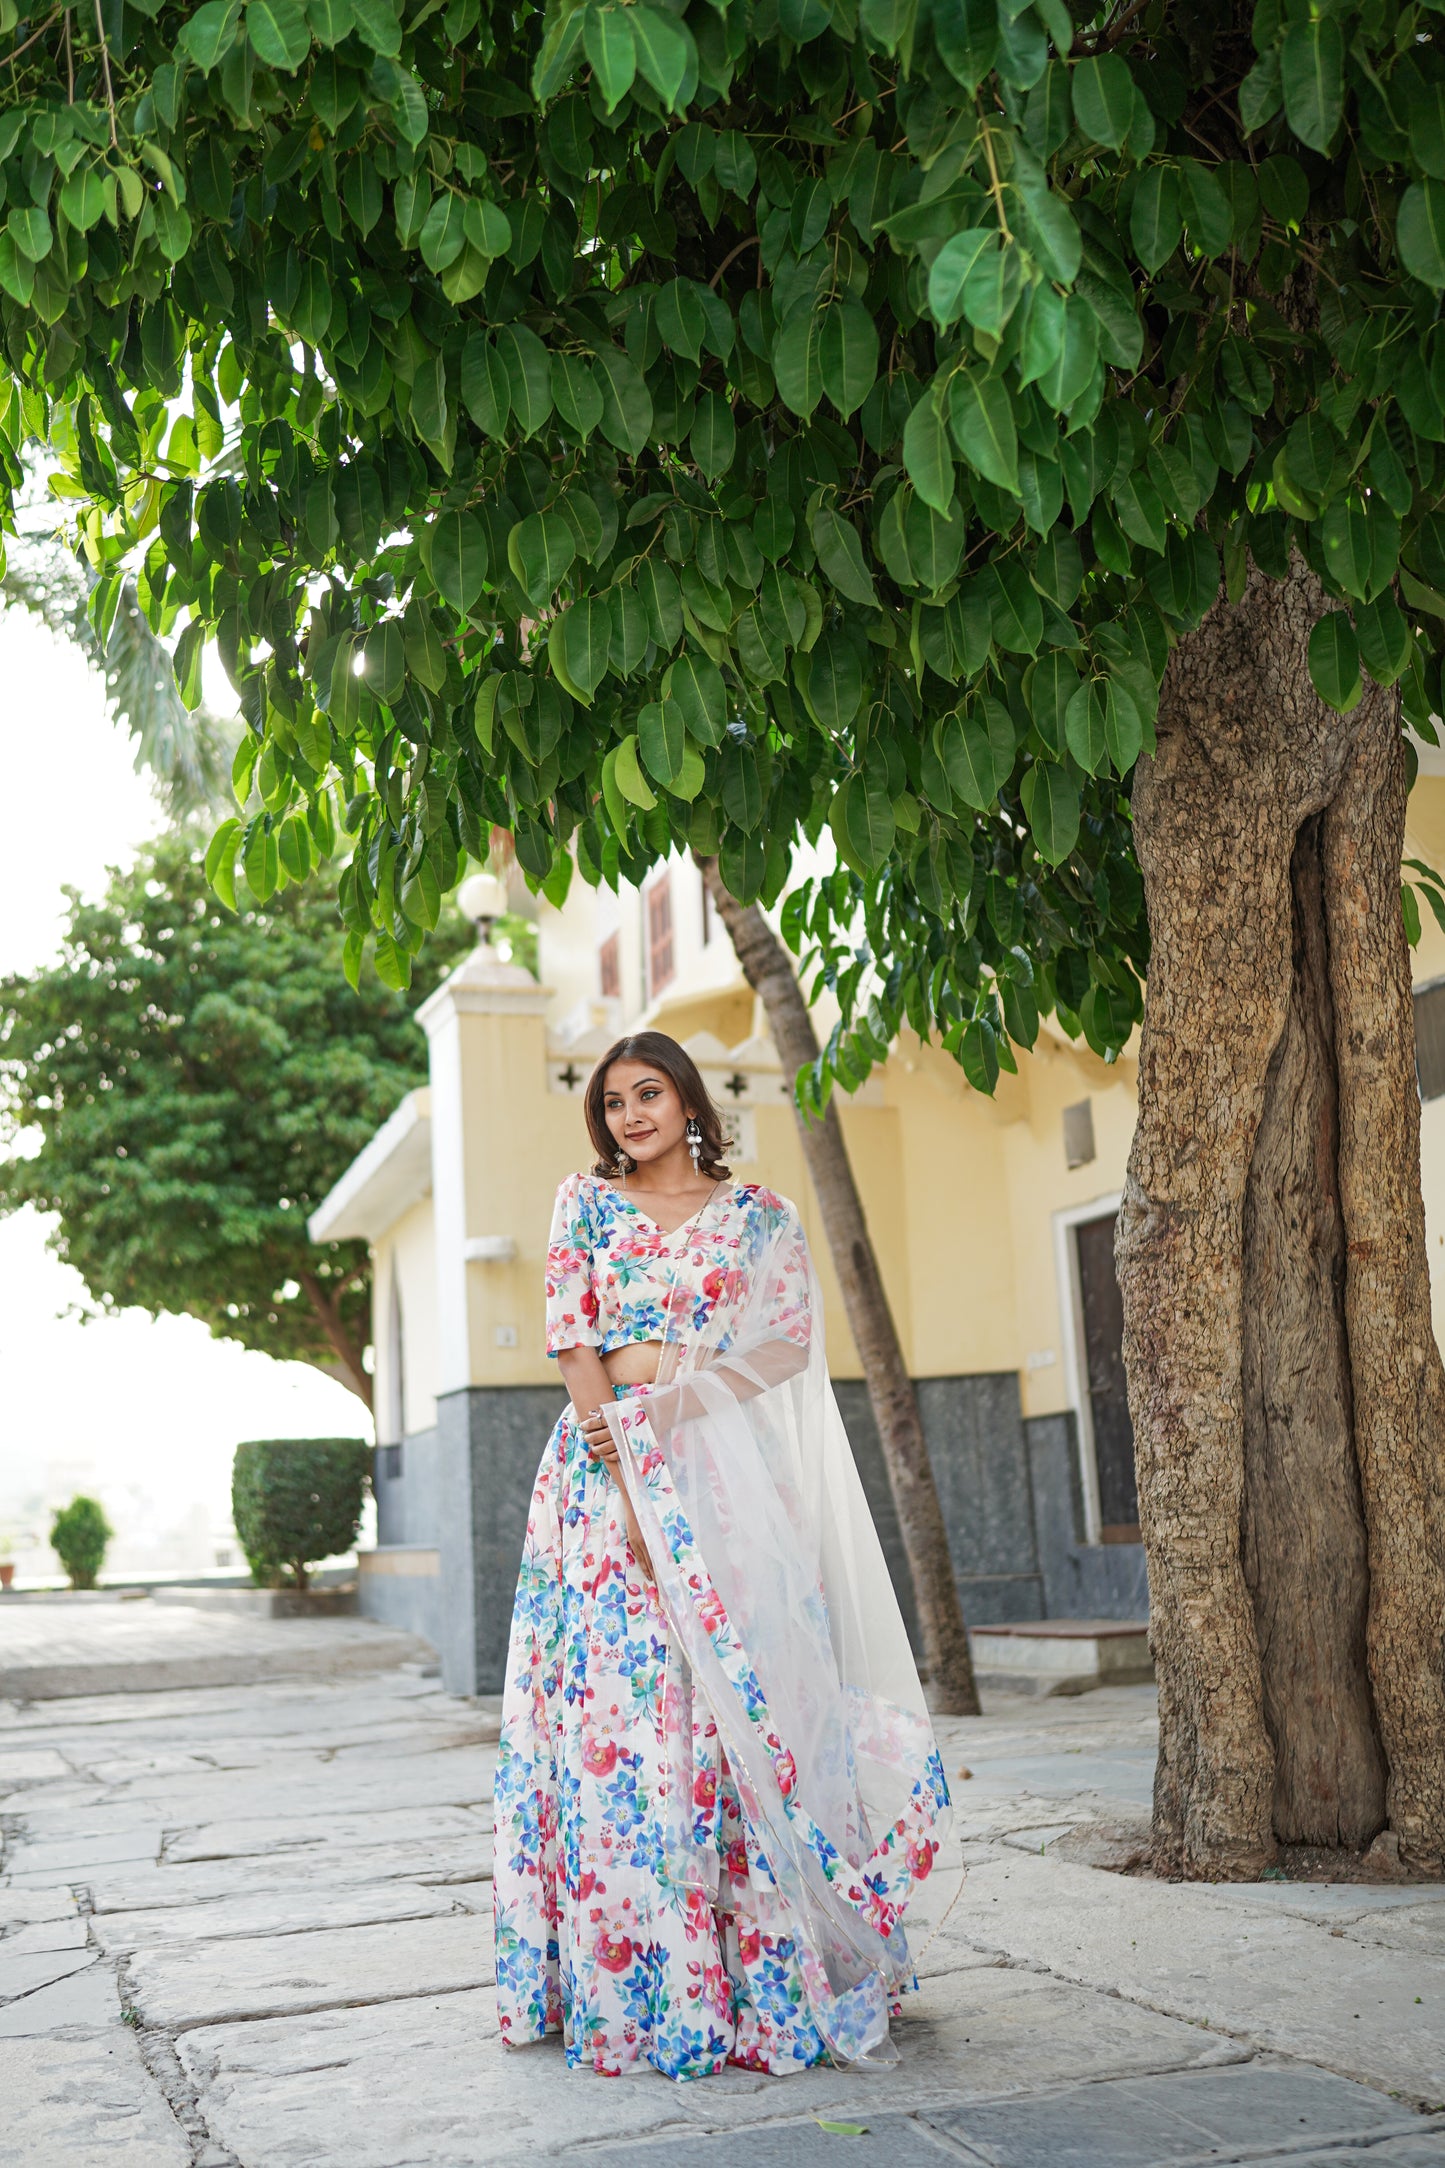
[50,1496,113,1590]
[231,1439,371,1592]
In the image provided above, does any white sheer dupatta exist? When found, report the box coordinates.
[602,1192,951,2066]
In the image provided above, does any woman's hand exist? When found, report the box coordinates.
[577,1402,655,1584]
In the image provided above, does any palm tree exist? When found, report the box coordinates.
[1,532,237,819]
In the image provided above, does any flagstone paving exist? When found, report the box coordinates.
[2,1595,1444,2167]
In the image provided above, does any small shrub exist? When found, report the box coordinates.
[231,1439,370,1591]
[50,1496,113,1590]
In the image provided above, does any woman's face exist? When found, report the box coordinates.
[602,1061,690,1166]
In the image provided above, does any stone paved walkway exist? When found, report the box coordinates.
[2,1597,1444,2166]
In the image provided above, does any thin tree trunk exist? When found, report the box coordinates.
[1117,556,1445,1877]
[299,1268,374,1410]
[698,856,980,1717]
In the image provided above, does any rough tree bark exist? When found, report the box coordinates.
[698,855,980,1717]
[1116,556,1445,1878]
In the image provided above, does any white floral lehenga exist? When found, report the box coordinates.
[492,1173,951,2078]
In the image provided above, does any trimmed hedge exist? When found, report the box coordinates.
[231,1438,371,1591]
[50,1494,113,1590]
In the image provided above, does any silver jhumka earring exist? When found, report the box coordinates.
[614,1149,631,1182]
[686,1118,703,1170]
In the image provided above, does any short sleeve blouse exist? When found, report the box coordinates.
[544,1172,808,1359]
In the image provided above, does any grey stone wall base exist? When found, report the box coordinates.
[399,1377,1144,1694]
[436,1383,568,1697]
[355,1572,442,1653]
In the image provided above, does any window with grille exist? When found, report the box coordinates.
[647,876,674,995]
[1415,977,1445,1100]
[598,931,620,1000]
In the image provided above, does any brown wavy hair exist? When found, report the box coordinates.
[585,1032,732,1180]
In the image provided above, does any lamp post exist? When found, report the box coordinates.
[456,871,509,949]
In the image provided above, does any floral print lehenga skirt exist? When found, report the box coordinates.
[492,1396,833,2079]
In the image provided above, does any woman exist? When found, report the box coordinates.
[493,1030,950,2080]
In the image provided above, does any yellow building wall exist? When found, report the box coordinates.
[373,1196,440,1438]
[380,779,1445,1413]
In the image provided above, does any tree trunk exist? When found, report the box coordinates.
[698,856,980,1717]
[299,1268,374,1410]
[1116,557,1445,1877]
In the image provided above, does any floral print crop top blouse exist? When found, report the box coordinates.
[545,1171,811,1360]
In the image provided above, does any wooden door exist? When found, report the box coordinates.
[1075,1211,1139,1542]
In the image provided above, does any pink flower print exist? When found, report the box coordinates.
[737,1922,762,1966]
[684,1887,712,1939]
[906,1836,935,1881]
[775,1749,797,1797]
[693,1765,717,1809]
[583,1736,618,1777]
[596,1929,634,1973]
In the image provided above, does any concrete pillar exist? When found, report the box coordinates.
[417,946,559,1696]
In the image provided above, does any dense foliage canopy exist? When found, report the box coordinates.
[0,834,469,1395]
[4,0,1445,1092]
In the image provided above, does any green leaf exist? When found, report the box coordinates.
[818,301,879,420]
[615,733,657,809]
[640,560,684,648]
[959,1016,1000,1095]
[584,4,636,112]
[594,346,653,457]
[1020,761,1080,864]
[813,2124,869,2139]
[690,391,736,480]
[830,773,896,872]
[1065,678,1106,771]
[664,649,728,744]
[1280,16,1343,153]
[60,165,107,233]
[1130,165,1182,274]
[557,597,612,701]
[247,0,311,69]
[1398,181,1445,291]
[1356,592,1411,686]
[806,629,865,730]
[179,0,241,69]
[1103,678,1144,773]
[932,0,997,92]
[498,324,554,437]
[350,0,401,55]
[1403,882,1423,949]
[961,235,1023,339]
[904,389,957,513]
[942,697,1014,809]
[811,506,879,607]
[1072,53,1134,149]
[1307,610,1362,712]
[928,229,993,329]
[630,6,691,108]
[1027,650,1081,753]
[419,191,468,273]
[462,335,510,437]
[638,698,687,789]
[947,369,1019,494]
[656,277,708,363]
[430,507,488,615]
[508,510,575,604]
[551,352,603,440]
[1410,83,1445,182]
[205,817,243,910]
[1238,46,1281,133]
[774,307,826,420]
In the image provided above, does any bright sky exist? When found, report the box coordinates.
[0,608,368,1575]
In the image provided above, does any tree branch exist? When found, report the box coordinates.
[299,1267,373,1411]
